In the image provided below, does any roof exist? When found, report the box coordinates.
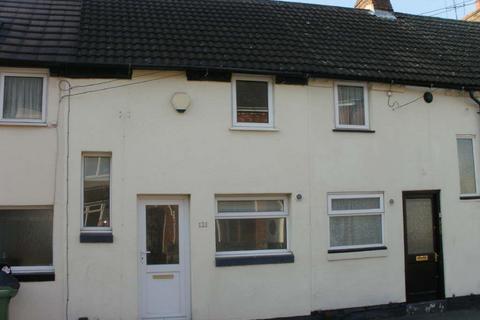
[1,0,480,89]
[0,0,80,63]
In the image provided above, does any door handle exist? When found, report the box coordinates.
[434,252,439,263]
[140,250,151,264]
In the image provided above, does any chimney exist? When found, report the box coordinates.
[464,0,480,21]
[355,0,394,13]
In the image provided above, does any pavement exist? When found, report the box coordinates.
[394,309,480,320]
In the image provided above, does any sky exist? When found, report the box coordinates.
[278,0,477,19]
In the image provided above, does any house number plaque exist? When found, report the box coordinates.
[416,255,429,262]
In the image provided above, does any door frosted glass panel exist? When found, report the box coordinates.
[457,138,477,194]
[146,205,179,265]
[329,215,382,247]
[406,198,434,255]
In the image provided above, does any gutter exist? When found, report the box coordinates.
[1,58,479,92]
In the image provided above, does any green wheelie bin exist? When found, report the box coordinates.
[0,267,20,320]
[0,287,17,320]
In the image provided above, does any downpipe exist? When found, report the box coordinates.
[469,90,480,113]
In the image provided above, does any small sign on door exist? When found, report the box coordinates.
[416,255,429,262]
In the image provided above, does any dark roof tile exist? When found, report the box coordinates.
[1,0,480,88]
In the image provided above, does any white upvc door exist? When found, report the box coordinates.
[138,199,191,320]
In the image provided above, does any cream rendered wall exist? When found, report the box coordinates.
[9,69,480,320]
[0,68,65,320]
[308,82,480,310]
[65,71,311,320]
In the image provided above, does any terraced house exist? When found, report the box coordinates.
[1,0,480,319]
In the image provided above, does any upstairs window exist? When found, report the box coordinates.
[82,153,112,230]
[215,197,288,256]
[457,135,478,196]
[334,82,369,129]
[232,75,273,128]
[328,193,384,252]
[1,74,47,122]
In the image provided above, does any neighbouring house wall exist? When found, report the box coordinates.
[0,68,65,320]
[6,69,480,320]
[61,71,480,320]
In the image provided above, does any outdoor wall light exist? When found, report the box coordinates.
[171,92,191,113]
[424,92,433,103]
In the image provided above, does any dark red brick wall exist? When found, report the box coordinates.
[237,111,269,124]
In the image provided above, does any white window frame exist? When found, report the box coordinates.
[334,81,369,130]
[327,192,385,251]
[0,73,48,124]
[232,74,274,128]
[0,205,55,275]
[215,195,289,257]
[457,134,480,196]
[81,152,113,233]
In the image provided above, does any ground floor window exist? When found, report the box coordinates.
[0,207,54,275]
[328,193,384,252]
[215,196,288,256]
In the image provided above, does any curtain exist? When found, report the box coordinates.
[332,197,380,211]
[3,76,43,120]
[236,80,268,111]
[338,85,365,126]
[330,215,382,247]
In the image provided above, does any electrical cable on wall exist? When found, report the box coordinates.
[59,72,182,101]
[387,83,438,111]
[58,79,72,320]
[68,70,164,90]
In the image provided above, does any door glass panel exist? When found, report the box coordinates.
[146,205,179,265]
[406,198,434,255]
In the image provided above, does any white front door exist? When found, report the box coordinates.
[138,199,190,320]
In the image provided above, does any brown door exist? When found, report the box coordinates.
[403,191,444,303]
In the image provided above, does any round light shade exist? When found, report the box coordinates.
[171,92,191,113]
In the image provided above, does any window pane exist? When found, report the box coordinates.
[218,200,284,213]
[146,205,179,265]
[83,156,111,227]
[330,215,382,247]
[338,85,365,126]
[84,157,99,177]
[405,198,434,255]
[331,197,380,211]
[236,80,269,124]
[0,208,53,267]
[457,138,477,194]
[3,76,43,120]
[216,218,287,252]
